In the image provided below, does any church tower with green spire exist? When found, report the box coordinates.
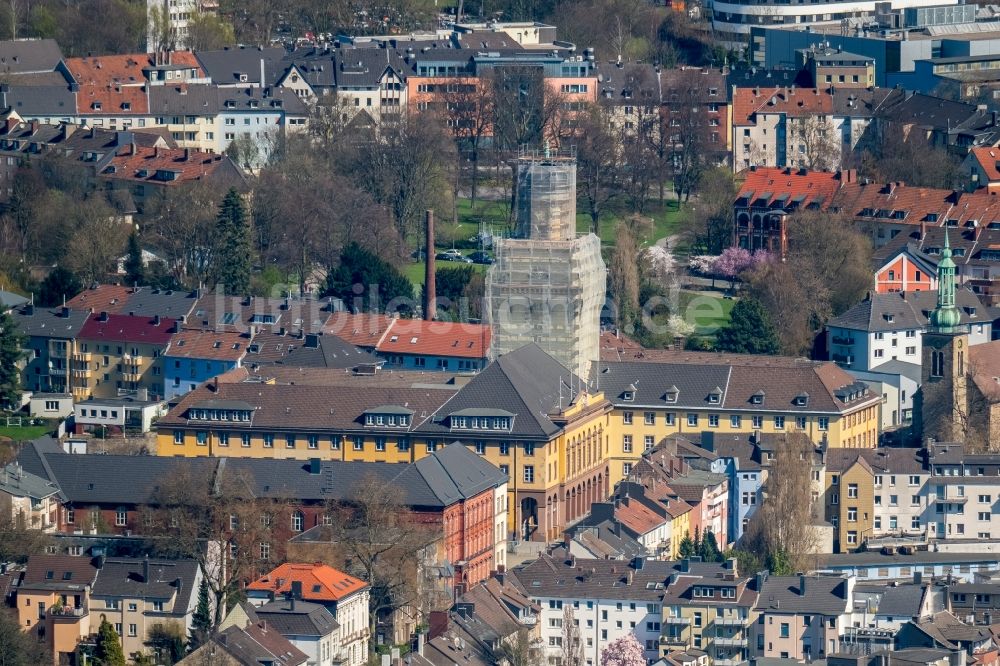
[915,228,969,444]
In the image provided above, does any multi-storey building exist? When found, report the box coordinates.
[597,351,883,454]
[511,552,673,666]
[753,574,856,661]
[732,86,893,172]
[826,287,991,372]
[10,304,91,396]
[76,312,177,400]
[17,554,100,663]
[158,343,611,544]
[89,558,204,658]
[0,461,62,532]
[247,563,370,666]
[161,328,249,399]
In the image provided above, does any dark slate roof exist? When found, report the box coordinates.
[255,598,338,637]
[214,623,308,665]
[877,584,926,617]
[828,288,987,332]
[194,46,288,86]
[16,442,218,504]
[409,442,510,505]
[823,550,1000,569]
[148,84,309,116]
[333,47,415,88]
[418,343,586,440]
[509,552,677,601]
[92,558,200,610]
[115,287,199,319]
[0,39,63,74]
[756,575,851,614]
[0,461,63,500]
[567,521,646,560]
[23,554,99,589]
[247,330,379,369]
[6,84,76,116]
[0,289,28,309]
[595,360,732,409]
[9,305,90,338]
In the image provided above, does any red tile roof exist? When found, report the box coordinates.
[165,329,249,361]
[834,181,957,227]
[65,52,204,116]
[65,284,132,313]
[376,319,491,359]
[615,499,667,536]
[79,312,176,345]
[103,144,235,185]
[247,562,368,602]
[970,147,1000,183]
[736,167,843,209]
[732,86,832,125]
[322,312,394,348]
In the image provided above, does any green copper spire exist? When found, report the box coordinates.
[929,228,962,332]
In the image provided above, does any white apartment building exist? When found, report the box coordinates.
[494,483,509,572]
[511,554,674,665]
[827,288,991,373]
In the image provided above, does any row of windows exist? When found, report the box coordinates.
[622,410,829,430]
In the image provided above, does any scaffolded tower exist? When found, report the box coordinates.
[486,148,607,379]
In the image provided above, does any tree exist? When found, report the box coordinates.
[492,627,543,666]
[0,607,51,666]
[677,534,695,559]
[0,311,24,409]
[148,623,186,665]
[441,77,495,206]
[561,606,583,666]
[184,12,235,50]
[742,433,821,575]
[144,181,227,287]
[124,229,144,287]
[95,618,127,666]
[688,168,738,254]
[35,265,84,308]
[574,104,621,234]
[790,116,841,171]
[711,247,758,291]
[699,529,722,562]
[212,189,253,296]
[599,634,645,666]
[188,580,212,653]
[608,222,640,333]
[324,242,414,313]
[714,298,780,355]
[64,198,128,284]
[326,475,437,650]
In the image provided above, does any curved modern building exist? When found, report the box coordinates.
[712,0,959,47]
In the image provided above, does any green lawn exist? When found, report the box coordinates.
[0,423,53,444]
[403,260,488,290]
[678,290,736,337]
[576,200,688,247]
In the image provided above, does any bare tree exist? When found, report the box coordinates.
[789,116,841,171]
[608,222,640,332]
[64,198,130,284]
[561,606,584,666]
[326,475,439,650]
[742,433,821,574]
[492,627,544,666]
[574,103,622,235]
[144,181,228,287]
[441,77,496,206]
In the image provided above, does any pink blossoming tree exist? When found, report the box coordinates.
[600,634,646,666]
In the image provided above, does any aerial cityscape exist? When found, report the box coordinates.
[1,0,1000,665]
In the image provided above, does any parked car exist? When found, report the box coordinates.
[435,252,473,263]
[469,251,494,265]
[442,249,463,258]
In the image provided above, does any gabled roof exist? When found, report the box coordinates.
[735,166,843,211]
[212,623,309,665]
[968,146,1000,182]
[164,328,249,361]
[756,575,851,614]
[0,39,63,74]
[418,344,589,439]
[9,305,90,339]
[92,558,200,609]
[0,289,27,309]
[247,562,367,602]
[23,554,99,589]
[254,598,338,637]
[828,288,988,332]
[244,330,378,369]
[375,319,491,360]
[194,46,289,86]
[66,285,198,319]
[970,340,1000,402]
[78,312,176,345]
[0,462,63,501]
[188,292,333,334]
[323,311,395,348]
[102,144,243,187]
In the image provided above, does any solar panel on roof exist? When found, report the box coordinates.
[220,312,239,325]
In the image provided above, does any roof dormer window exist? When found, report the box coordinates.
[794,392,809,407]
[708,387,722,404]
[751,391,765,405]
[665,385,679,403]
[622,384,637,402]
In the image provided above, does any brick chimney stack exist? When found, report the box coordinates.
[424,210,436,321]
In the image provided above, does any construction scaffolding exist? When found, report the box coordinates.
[514,146,577,241]
[488,148,605,379]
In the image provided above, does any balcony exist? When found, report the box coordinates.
[661,635,689,648]
[715,617,749,627]
[831,335,855,346]
[714,637,748,648]
[663,616,692,625]
[47,605,88,619]
[122,371,142,383]
[72,351,92,363]
[520,614,538,626]
[71,368,91,379]
[832,353,854,365]
[123,354,143,366]
[934,492,968,504]
[49,346,69,359]
[714,659,743,666]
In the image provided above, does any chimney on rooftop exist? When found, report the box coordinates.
[423,210,436,322]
